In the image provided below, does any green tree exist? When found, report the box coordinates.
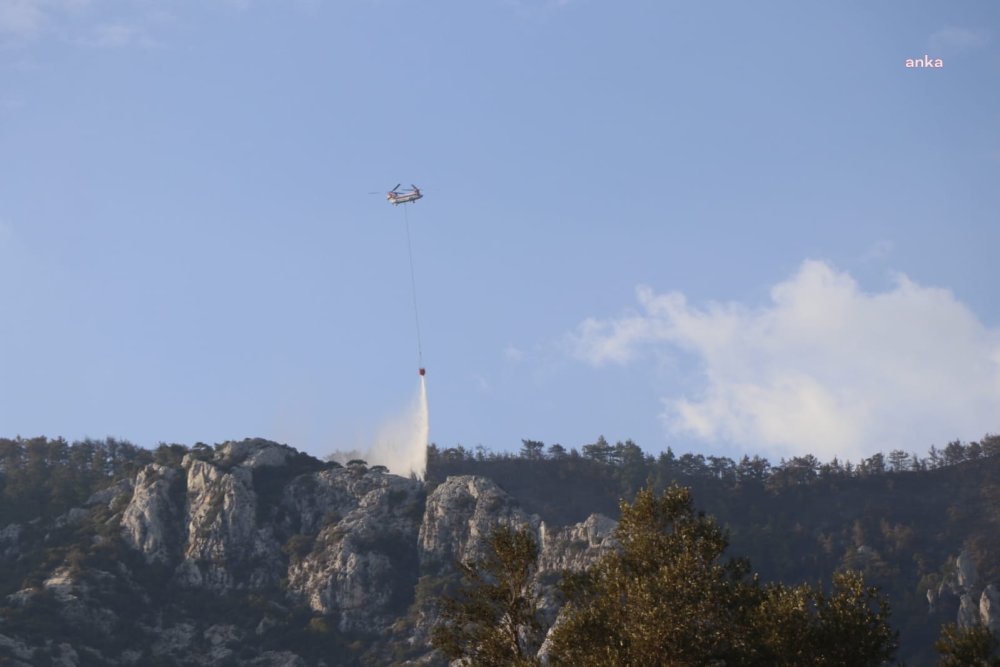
[887,449,909,472]
[549,485,755,666]
[431,524,543,667]
[520,440,545,460]
[547,444,567,459]
[943,440,968,466]
[581,436,612,464]
[935,623,1000,666]
[753,571,896,665]
[548,485,896,666]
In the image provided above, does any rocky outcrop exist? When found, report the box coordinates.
[286,469,424,632]
[535,513,618,628]
[408,476,618,659]
[417,473,616,581]
[419,475,540,572]
[248,652,310,667]
[86,478,133,508]
[0,439,630,666]
[174,457,275,589]
[121,464,180,564]
[957,549,979,591]
[151,622,196,658]
[981,584,1000,634]
[929,549,1000,634]
[959,593,979,628]
[213,439,297,469]
[0,633,34,664]
[280,466,377,536]
[0,523,21,560]
[537,513,616,573]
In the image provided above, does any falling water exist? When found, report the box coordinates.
[368,376,429,479]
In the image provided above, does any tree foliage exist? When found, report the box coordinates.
[426,433,1000,663]
[752,571,896,666]
[935,623,1000,666]
[0,436,150,525]
[547,485,897,666]
[550,485,754,666]
[431,524,543,667]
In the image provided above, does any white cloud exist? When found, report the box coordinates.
[861,239,893,262]
[929,26,990,52]
[83,21,151,48]
[570,260,1000,462]
[0,0,45,39]
[504,344,524,362]
[0,1,169,47]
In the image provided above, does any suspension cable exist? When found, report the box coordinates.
[403,203,423,369]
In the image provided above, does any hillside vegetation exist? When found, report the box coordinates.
[427,434,1000,665]
[0,434,996,665]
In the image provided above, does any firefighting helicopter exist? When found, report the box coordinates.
[386,184,423,206]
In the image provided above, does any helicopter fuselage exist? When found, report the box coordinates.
[388,191,422,205]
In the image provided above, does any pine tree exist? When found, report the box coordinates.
[935,623,1000,666]
[431,524,543,666]
[547,485,896,666]
[549,485,754,666]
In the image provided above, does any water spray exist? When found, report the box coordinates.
[367,371,429,478]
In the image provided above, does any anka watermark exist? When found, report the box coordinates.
[905,54,943,68]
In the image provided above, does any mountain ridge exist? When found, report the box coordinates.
[1,435,998,665]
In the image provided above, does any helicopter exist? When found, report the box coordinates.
[386,184,423,206]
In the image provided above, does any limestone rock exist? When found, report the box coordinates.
[204,623,241,646]
[981,584,1000,634]
[247,651,309,667]
[175,457,282,590]
[538,513,616,573]
[43,566,77,602]
[535,513,618,626]
[0,632,34,661]
[0,523,21,559]
[255,615,278,636]
[957,549,979,591]
[959,593,979,628]
[201,623,242,663]
[85,478,134,508]
[121,463,181,564]
[214,439,297,469]
[54,507,89,529]
[419,475,540,573]
[53,643,79,667]
[152,623,196,657]
[280,467,370,536]
[286,468,424,632]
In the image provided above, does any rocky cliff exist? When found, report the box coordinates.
[928,548,1000,635]
[0,440,612,666]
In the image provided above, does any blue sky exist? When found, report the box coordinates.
[2,0,998,465]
